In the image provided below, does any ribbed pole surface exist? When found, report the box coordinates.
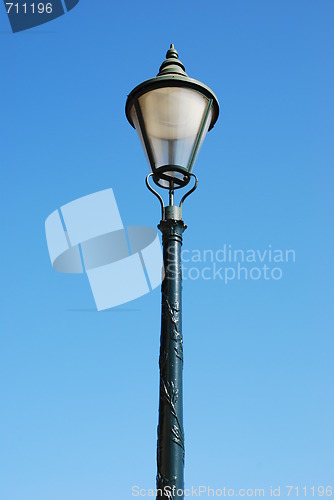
[156,219,186,499]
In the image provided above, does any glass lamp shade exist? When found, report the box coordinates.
[129,86,213,188]
[126,45,219,189]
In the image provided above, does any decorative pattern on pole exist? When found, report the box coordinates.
[156,218,186,499]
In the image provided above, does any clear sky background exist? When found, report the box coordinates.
[1,1,333,499]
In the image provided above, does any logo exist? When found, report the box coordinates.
[45,188,164,311]
[3,0,80,33]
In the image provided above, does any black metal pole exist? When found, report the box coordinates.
[156,216,186,499]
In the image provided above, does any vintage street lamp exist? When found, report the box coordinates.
[126,44,219,498]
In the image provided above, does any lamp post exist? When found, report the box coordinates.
[126,44,219,499]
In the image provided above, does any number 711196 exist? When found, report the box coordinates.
[6,3,53,14]
[286,486,332,497]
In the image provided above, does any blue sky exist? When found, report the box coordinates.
[1,1,333,499]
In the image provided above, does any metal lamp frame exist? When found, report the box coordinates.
[125,54,219,190]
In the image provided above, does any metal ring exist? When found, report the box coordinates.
[152,165,191,189]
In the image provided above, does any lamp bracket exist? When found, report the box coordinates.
[179,173,198,210]
[145,173,198,221]
[145,174,165,219]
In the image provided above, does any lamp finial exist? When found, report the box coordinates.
[157,44,187,77]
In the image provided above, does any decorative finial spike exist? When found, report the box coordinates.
[157,45,187,77]
[166,44,179,60]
